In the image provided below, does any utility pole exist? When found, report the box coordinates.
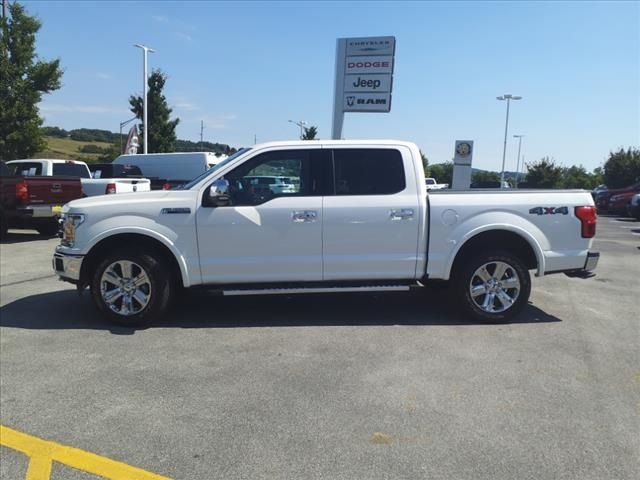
[496,94,522,188]
[2,0,6,19]
[134,44,155,154]
[200,120,204,149]
[254,134,257,145]
[513,134,525,188]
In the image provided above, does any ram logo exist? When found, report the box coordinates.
[529,206,569,215]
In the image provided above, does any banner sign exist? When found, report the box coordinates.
[124,125,140,155]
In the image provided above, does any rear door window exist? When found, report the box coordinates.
[52,163,91,178]
[9,162,43,176]
[331,148,405,195]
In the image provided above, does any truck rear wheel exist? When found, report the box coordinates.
[453,250,531,323]
[90,250,173,327]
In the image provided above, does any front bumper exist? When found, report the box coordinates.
[53,250,84,283]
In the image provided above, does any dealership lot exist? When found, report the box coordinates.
[1,217,638,479]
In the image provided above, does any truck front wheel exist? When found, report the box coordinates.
[90,250,173,327]
[453,250,531,323]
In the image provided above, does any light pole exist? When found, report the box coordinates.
[288,119,307,139]
[513,134,525,188]
[134,44,155,154]
[497,94,522,188]
[119,116,138,154]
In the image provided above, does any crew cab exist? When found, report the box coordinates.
[6,159,150,197]
[53,140,599,326]
[1,161,83,237]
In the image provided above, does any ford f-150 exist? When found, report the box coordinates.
[52,140,599,326]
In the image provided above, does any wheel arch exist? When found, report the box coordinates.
[80,232,189,289]
[448,227,544,279]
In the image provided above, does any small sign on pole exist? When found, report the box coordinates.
[332,36,396,139]
[452,140,474,190]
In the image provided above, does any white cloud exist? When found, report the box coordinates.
[175,102,199,111]
[152,14,169,23]
[40,103,128,115]
[95,72,112,80]
[173,31,193,42]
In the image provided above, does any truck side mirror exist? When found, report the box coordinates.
[204,178,231,207]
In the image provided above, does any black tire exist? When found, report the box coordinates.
[90,250,174,327]
[36,219,60,237]
[452,250,531,323]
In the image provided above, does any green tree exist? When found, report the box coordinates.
[420,150,429,176]
[471,170,500,184]
[525,157,564,188]
[560,165,599,189]
[301,126,318,140]
[0,2,63,160]
[429,162,453,185]
[129,69,180,153]
[603,147,640,188]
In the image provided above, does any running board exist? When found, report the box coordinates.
[222,285,412,296]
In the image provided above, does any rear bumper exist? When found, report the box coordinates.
[53,250,84,283]
[564,252,599,278]
[17,204,61,218]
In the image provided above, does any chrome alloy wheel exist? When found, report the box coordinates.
[469,261,521,314]
[100,260,152,316]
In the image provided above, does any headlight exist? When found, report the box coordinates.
[61,213,85,247]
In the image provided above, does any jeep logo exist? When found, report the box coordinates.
[352,76,382,90]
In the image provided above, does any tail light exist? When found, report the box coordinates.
[15,180,29,203]
[575,206,597,238]
[105,183,117,194]
[161,182,171,190]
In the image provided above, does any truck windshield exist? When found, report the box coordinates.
[179,148,251,189]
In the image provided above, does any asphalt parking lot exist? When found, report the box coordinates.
[1,216,638,480]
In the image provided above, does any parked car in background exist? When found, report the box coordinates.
[627,193,640,220]
[244,176,297,195]
[591,184,608,201]
[425,177,448,190]
[595,182,640,213]
[113,152,223,190]
[6,159,151,197]
[0,160,83,237]
[85,163,151,196]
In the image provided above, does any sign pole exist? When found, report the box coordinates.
[331,39,347,140]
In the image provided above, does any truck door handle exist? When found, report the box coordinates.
[292,210,318,222]
[390,208,414,220]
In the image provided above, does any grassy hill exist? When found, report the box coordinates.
[35,136,115,163]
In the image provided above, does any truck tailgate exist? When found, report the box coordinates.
[24,176,83,205]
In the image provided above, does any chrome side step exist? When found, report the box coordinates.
[222,285,412,296]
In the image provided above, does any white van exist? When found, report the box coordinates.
[113,152,224,189]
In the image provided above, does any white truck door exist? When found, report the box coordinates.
[323,146,421,280]
[196,148,325,284]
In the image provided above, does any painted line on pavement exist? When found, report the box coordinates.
[0,425,171,480]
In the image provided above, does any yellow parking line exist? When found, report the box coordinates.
[0,425,171,480]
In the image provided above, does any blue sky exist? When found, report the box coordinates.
[25,0,639,172]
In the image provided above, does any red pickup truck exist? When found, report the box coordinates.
[0,161,84,237]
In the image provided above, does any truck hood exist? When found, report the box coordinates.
[65,190,174,210]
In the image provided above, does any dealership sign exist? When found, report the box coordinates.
[332,36,396,138]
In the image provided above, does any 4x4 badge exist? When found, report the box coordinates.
[529,206,569,215]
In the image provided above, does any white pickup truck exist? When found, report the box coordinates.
[53,140,599,326]
[6,159,150,196]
